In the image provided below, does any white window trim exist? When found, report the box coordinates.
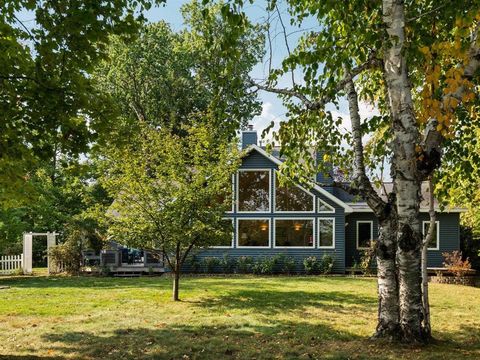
[236,217,271,249]
[356,220,373,250]
[210,218,234,249]
[273,171,315,214]
[226,174,234,213]
[236,168,272,213]
[423,221,440,250]
[317,217,335,249]
[317,198,335,214]
[273,217,315,249]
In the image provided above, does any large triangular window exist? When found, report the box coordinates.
[317,198,335,213]
[275,174,314,212]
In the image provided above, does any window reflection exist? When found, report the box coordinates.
[238,170,270,212]
[238,219,270,247]
[275,219,314,247]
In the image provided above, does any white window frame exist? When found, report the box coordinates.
[226,174,234,213]
[423,221,440,250]
[317,198,335,214]
[236,168,272,213]
[236,217,271,249]
[317,217,335,249]
[273,217,315,249]
[210,218,234,249]
[356,220,373,250]
[273,171,315,214]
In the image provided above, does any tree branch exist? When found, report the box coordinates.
[344,74,388,217]
[251,52,380,110]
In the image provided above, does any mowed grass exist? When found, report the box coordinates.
[0,274,479,359]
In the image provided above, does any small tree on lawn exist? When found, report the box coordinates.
[103,122,240,300]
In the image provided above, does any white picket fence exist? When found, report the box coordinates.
[0,254,23,275]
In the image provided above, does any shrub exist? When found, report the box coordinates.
[49,241,83,275]
[203,257,221,273]
[236,256,254,274]
[188,255,201,273]
[220,254,237,274]
[303,256,319,275]
[277,254,296,275]
[319,254,334,274]
[443,251,472,277]
[252,256,276,275]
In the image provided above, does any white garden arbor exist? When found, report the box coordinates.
[22,232,58,274]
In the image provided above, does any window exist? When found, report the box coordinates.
[357,221,373,249]
[318,218,335,248]
[423,221,440,250]
[211,218,234,248]
[237,170,270,212]
[237,219,270,247]
[317,198,335,213]
[274,219,314,248]
[275,174,314,212]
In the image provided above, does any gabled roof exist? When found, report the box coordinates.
[244,144,353,213]
[340,183,467,213]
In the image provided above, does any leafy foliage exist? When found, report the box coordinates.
[0,0,164,204]
[442,250,472,277]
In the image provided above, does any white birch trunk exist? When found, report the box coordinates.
[345,76,400,338]
[421,178,435,337]
[382,0,425,342]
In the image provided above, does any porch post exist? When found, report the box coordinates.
[23,233,33,274]
[46,232,56,275]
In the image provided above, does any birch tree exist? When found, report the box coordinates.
[214,0,480,342]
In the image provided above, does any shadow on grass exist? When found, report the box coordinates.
[194,288,377,315]
[38,322,362,360]
[31,322,480,360]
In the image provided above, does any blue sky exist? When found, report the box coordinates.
[143,1,356,142]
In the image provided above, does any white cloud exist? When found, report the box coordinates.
[251,102,286,144]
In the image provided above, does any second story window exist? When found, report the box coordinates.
[275,173,314,212]
[237,169,270,212]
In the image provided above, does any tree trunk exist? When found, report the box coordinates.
[421,177,435,338]
[172,263,180,301]
[344,75,401,339]
[374,213,400,339]
[382,0,425,342]
[172,244,181,301]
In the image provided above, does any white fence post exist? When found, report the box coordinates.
[0,254,23,275]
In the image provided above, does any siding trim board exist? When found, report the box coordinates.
[273,217,316,249]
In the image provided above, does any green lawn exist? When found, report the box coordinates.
[0,275,478,359]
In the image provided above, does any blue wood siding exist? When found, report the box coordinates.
[191,148,346,273]
[345,212,460,268]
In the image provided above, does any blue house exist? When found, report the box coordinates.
[195,129,464,273]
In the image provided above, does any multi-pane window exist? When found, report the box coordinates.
[317,199,335,213]
[318,218,334,248]
[357,221,373,249]
[237,170,270,212]
[423,221,439,250]
[237,219,270,247]
[275,219,314,247]
[275,175,314,212]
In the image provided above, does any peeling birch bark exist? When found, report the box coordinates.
[345,75,400,339]
[382,0,425,342]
